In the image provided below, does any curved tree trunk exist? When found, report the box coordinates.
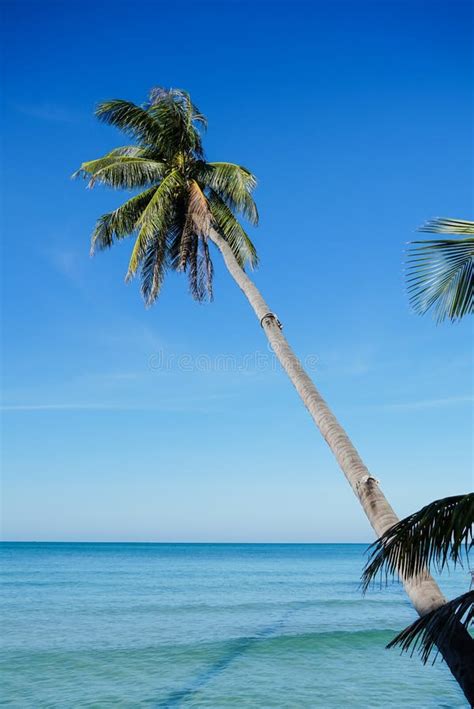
[208,229,474,704]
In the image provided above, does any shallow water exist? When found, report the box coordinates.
[0,543,468,707]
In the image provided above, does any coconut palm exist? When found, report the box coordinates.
[74,88,258,303]
[362,494,474,664]
[75,87,474,702]
[406,219,474,322]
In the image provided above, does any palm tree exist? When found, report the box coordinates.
[75,87,474,702]
[406,218,474,322]
[362,494,473,665]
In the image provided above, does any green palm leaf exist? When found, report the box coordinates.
[362,494,474,592]
[126,169,183,281]
[92,145,148,158]
[90,187,157,254]
[140,232,168,306]
[387,591,474,665]
[148,89,205,160]
[187,233,214,302]
[75,156,166,190]
[148,87,207,130]
[406,218,474,322]
[208,190,258,268]
[95,99,163,147]
[196,162,258,225]
[177,180,211,270]
[419,218,474,235]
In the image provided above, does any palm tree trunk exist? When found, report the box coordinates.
[208,228,474,703]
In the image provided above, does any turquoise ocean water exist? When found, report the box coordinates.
[0,543,468,707]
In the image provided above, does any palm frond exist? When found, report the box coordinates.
[148,88,204,160]
[167,213,186,272]
[406,237,474,322]
[140,232,168,306]
[149,87,207,129]
[187,231,214,302]
[177,180,212,271]
[97,145,148,158]
[406,217,474,323]
[420,218,474,235]
[362,494,474,592]
[172,180,214,300]
[126,170,183,279]
[95,100,163,147]
[208,190,258,268]
[74,156,166,190]
[177,216,194,274]
[387,591,474,664]
[196,162,258,225]
[200,237,214,298]
[90,187,157,254]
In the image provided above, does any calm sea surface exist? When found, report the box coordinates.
[0,543,468,707]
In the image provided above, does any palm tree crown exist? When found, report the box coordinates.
[74,87,258,305]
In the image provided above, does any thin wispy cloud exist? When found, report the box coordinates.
[46,245,90,292]
[13,102,80,124]
[317,344,377,378]
[1,403,124,412]
[103,371,141,381]
[50,249,80,279]
[0,393,235,414]
[96,323,166,356]
[378,395,473,412]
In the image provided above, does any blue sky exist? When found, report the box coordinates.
[1,0,472,542]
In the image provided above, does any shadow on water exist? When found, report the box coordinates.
[153,604,303,707]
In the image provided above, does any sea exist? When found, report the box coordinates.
[0,543,469,707]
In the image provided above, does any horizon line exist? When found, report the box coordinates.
[0,540,371,545]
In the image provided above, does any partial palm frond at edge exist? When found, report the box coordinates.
[406,218,474,322]
[362,493,474,664]
[362,494,474,592]
[387,590,474,665]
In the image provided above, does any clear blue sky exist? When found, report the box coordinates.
[1,0,472,542]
